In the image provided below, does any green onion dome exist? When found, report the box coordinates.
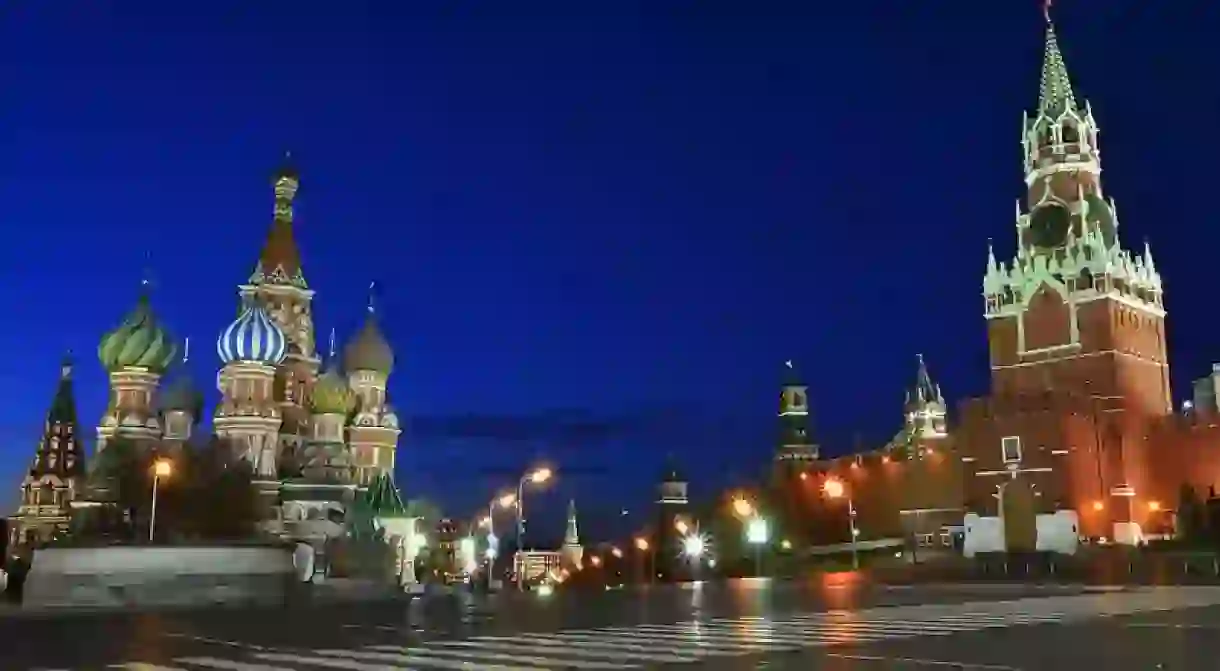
[98,294,178,373]
[309,367,355,415]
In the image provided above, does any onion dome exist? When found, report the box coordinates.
[217,300,288,366]
[310,367,355,415]
[343,313,394,375]
[160,375,203,418]
[98,294,178,373]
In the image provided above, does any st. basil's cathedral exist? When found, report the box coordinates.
[9,163,403,548]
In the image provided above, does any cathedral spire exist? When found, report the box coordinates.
[1037,4,1077,118]
[32,356,84,478]
[904,354,947,438]
[249,155,307,289]
[564,499,580,546]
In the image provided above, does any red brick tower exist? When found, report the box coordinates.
[962,16,1170,546]
[983,19,1168,416]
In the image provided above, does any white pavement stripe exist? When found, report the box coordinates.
[459,634,767,655]
[553,628,809,646]
[266,648,550,671]
[318,645,631,669]
[248,653,403,670]
[366,642,636,667]
[486,635,702,663]
[173,659,296,671]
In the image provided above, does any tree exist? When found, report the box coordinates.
[404,498,443,528]
[1177,483,1206,543]
[71,436,262,544]
[159,436,261,541]
[77,438,157,541]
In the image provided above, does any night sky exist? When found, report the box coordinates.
[0,2,1216,540]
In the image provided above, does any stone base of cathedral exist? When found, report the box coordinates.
[22,545,295,610]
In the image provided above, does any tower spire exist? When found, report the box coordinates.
[181,336,191,365]
[564,499,579,546]
[367,281,378,314]
[328,327,337,360]
[249,155,307,288]
[1038,3,1077,117]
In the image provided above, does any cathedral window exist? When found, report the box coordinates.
[1001,436,1022,463]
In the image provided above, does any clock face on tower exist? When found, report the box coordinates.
[1030,204,1071,249]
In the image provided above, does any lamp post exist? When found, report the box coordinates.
[746,517,769,576]
[733,497,768,576]
[823,478,859,570]
[634,536,653,583]
[148,459,172,543]
[515,467,553,590]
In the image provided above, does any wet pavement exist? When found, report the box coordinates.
[1,579,1217,669]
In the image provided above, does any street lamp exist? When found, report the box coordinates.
[682,534,705,558]
[823,477,859,570]
[633,536,656,582]
[515,467,554,590]
[149,459,172,542]
[732,498,754,519]
[746,516,769,576]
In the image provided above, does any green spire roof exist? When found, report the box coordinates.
[1038,19,1077,117]
[361,472,408,518]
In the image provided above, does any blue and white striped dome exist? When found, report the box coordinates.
[217,302,288,366]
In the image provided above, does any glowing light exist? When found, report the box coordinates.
[484,547,497,560]
[611,547,623,558]
[1148,501,1162,512]
[682,534,705,558]
[529,468,553,484]
[634,537,649,551]
[1092,501,1104,511]
[497,493,517,508]
[799,472,808,481]
[746,518,769,545]
[590,556,602,567]
[823,478,845,499]
[153,459,172,478]
[732,498,754,518]
[675,519,689,535]
[780,539,792,551]
[537,584,554,597]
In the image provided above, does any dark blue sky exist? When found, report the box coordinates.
[1,2,1216,539]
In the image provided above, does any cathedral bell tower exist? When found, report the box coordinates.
[11,357,86,548]
[983,15,1170,417]
[239,159,321,467]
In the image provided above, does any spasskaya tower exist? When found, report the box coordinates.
[982,16,1170,417]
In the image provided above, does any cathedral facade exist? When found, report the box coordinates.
[12,164,403,549]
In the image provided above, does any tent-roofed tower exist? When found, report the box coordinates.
[10,357,86,548]
[237,157,321,472]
